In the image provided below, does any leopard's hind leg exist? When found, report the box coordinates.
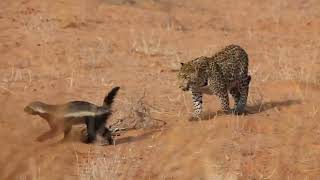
[230,87,240,107]
[208,79,230,113]
[218,91,230,112]
[233,75,251,114]
[208,63,231,113]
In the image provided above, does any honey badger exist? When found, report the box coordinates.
[24,87,120,144]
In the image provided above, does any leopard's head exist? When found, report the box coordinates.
[177,62,206,91]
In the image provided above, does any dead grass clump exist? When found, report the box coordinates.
[110,92,166,132]
[73,146,123,180]
[130,29,177,57]
[81,92,166,139]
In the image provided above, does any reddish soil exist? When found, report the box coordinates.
[0,0,320,179]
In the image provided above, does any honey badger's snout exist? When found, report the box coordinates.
[24,101,46,115]
[24,105,37,114]
[24,106,31,113]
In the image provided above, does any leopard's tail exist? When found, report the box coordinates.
[102,86,120,108]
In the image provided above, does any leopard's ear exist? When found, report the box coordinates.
[180,62,184,66]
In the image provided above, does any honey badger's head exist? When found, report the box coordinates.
[177,62,207,91]
[24,101,47,115]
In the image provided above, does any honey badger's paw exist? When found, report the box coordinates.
[81,127,114,145]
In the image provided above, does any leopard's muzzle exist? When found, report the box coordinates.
[179,84,190,91]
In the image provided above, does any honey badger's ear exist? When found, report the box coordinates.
[180,62,184,66]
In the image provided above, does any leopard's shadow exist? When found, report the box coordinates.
[193,99,301,121]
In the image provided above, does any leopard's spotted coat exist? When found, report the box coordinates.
[177,44,251,118]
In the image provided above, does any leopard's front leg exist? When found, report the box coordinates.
[191,90,203,118]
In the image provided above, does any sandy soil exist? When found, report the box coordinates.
[0,0,320,179]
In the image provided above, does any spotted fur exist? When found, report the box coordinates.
[177,45,251,118]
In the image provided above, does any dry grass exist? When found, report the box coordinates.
[110,91,167,133]
[130,29,177,57]
[73,146,123,180]
[75,91,167,179]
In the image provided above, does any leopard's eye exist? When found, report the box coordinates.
[177,73,184,78]
[178,73,188,79]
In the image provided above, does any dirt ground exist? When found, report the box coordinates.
[0,0,320,179]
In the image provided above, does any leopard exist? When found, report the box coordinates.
[177,44,251,119]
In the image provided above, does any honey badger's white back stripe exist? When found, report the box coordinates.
[63,110,110,118]
[34,106,46,114]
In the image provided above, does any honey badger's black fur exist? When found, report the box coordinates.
[24,87,120,144]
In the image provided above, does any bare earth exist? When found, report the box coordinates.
[0,0,320,179]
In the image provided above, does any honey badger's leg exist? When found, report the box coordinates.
[63,124,72,138]
[84,116,111,144]
[85,117,96,143]
[36,130,56,142]
[191,90,203,118]
[95,117,113,145]
[102,127,113,145]
[36,118,62,142]
[233,75,251,114]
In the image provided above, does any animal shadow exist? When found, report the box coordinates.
[190,99,301,121]
[75,127,163,146]
[246,99,301,114]
[115,129,162,145]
